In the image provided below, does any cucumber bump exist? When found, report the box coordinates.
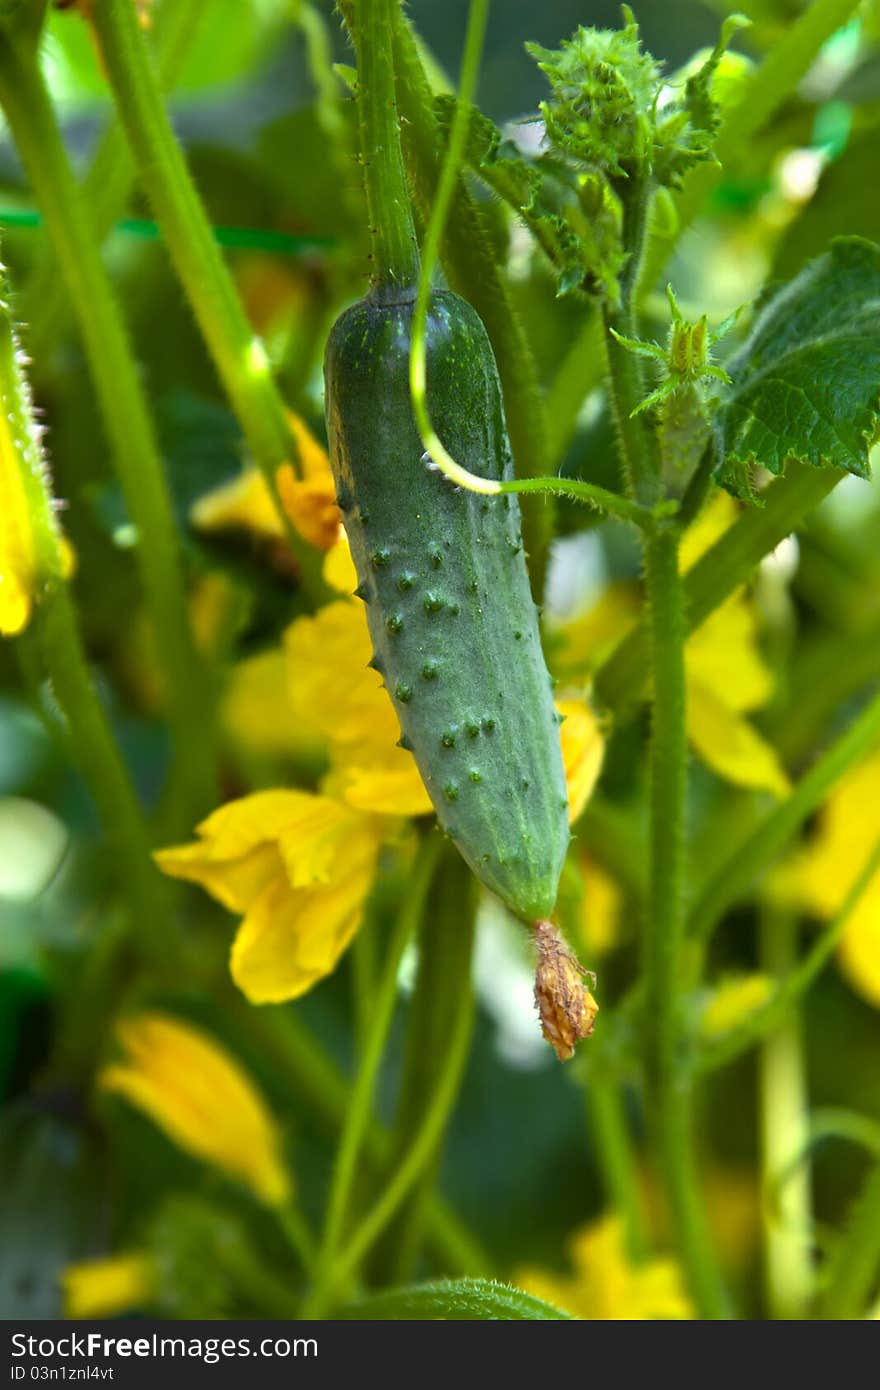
[324,286,569,921]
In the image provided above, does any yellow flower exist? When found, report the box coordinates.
[99,1012,291,1204]
[771,748,880,1007]
[0,293,69,636]
[550,495,788,796]
[699,973,774,1040]
[61,1252,155,1319]
[557,697,605,824]
[577,855,622,957]
[681,494,789,797]
[155,791,384,1002]
[190,413,343,554]
[516,1215,693,1319]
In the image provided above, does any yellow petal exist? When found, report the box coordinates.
[332,751,434,817]
[195,788,344,867]
[558,697,605,823]
[323,533,359,594]
[221,647,324,758]
[190,466,284,541]
[153,840,283,914]
[549,581,640,675]
[62,1253,155,1319]
[679,492,739,572]
[276,463,340,551]
[100,1012,290,1207]
[687,678,790,796]
[283,600,402,757]
[231,830,378,1002]
[0,572,31,636]
[837,885,880,1009]
[577,855,622,957]
[686,595,774,714]
[700,973,774,1040]
[516,1216,693,1320]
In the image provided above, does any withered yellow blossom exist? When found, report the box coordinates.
[100,1012,291,1204]
[533,919,598,1061]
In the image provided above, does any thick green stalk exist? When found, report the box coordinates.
[303,837,441,1316]
[603,180,660,505]
[595,464,841,719]
[0,30,215,827]
[388,3,555,576]
[759,908,813,1319]
[544,0,863,467]
[819,1161,880,1319]
[313,931,475,1313]
[642,524,727,1318]
[23,0,210,362]
[350,0,420,293]
[86,0,323,590]
[688,685,880,945]
[374,853,476,1283]
[234,1003,491,1277]
[587,1067,647,1260]
[36,587,170,956]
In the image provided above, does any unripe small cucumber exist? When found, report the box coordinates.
[324,287,569,921]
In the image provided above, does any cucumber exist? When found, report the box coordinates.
[324,286,569,921]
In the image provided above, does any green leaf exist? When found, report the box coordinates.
[716,237,880,498]
[341,1277,575,1320]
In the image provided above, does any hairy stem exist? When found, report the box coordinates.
[304,836,441,1315]
[0,28,216,828]
[23,0,210,363]
[349,0,420,294]
[86,0,323,590]
[36,587,170,957]
[388,3,554,576]
[759,908,814,1319]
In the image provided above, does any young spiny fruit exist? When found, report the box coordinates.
[324,287,569,921]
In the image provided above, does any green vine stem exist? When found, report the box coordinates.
[311,918,475,1314]
[642,524,728,1318]
[0,24,216,829]
[544,0,862,470]
[23,0,210,363]
[819,1160,880,1318]
[0,251,166,950]
[35,588,171,957]
[387,2,555,576]
[374,852,476,1284]
[85,0,322,590]
[350,0,420,294]
[242,1001,491,1278]
[687,685,880,946]
[602,178,661,505]
[303,835,441,1317]
[699,837,880,1074]
[586,1064,648,1261]
[595,464,842,718]
[759,907,814,1320]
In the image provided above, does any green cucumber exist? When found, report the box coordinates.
[324,286,569,921]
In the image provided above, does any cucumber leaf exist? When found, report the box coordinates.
[716,237,880,499]
[341,1277,575,1320]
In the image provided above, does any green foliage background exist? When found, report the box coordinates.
[1,0,880,1320]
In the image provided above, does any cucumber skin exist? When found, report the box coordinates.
[324,288,569,922]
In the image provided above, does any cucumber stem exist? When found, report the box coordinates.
[353,0,420,296]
